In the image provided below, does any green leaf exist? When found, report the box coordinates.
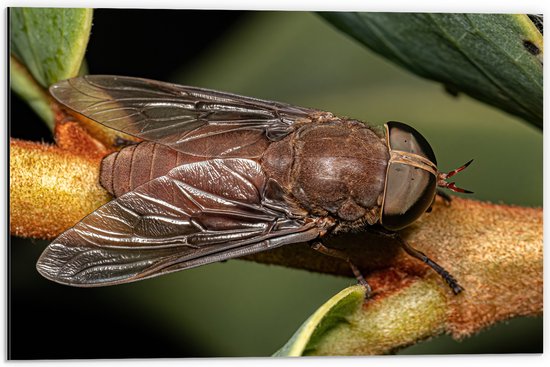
[10,7,92,128]
[10,7,93,87]
[320,13,543,129]
[10,56,54,128]
[274,285,365,356]
[276,280,455,356]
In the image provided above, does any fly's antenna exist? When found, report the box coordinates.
[437,159,474,194]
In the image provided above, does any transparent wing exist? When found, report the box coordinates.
[49,75,321,156]
[36,158,320,286]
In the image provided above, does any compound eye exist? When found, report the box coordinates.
[386,121,437,164]
[381,163,437,230]
[381,122,438,230]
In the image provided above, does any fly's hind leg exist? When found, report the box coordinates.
[310,242,372,298]
[114,136,138,147]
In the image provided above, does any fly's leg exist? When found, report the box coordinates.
[370,228,463,295]
[436,189,453,205]
[400,237,463,294]
[427,190,451,213]
[114,136,138,147]
[310,242,372,298]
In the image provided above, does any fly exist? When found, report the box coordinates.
[37,75,472,296]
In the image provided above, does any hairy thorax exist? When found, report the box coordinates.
[262,120,389,223]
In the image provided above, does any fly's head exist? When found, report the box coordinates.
[379,121,472,231]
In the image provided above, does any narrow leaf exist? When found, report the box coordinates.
[10,56,54,128]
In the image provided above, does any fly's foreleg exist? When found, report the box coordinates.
[371,228,463,295]
[436,189,453,205]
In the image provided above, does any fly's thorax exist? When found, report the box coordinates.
[262,120,389,222]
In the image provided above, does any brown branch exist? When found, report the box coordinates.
[10,139,110,239]
[250,197,542,351]
[10,138,542,352]
[278,197,542,355]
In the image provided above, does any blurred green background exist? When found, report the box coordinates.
[10,10,542,358]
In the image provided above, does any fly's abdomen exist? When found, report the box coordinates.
[100,141,186,197]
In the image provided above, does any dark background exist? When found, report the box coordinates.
[9,9,543,359]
